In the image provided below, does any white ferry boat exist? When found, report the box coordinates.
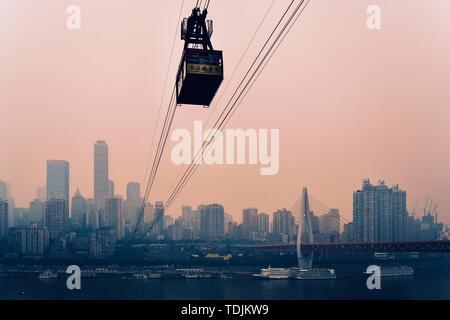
[38,270,58,280]
[295,268,337,280]
[257,267,291,279]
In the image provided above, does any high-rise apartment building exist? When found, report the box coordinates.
[242,208,259,238]
[353,179,407,242]
[272,209,295,241]
[44,198,68,239]
[200,204,225,240]
[105,197,124,240]
[46,160,69,217]
[29,199,45,225]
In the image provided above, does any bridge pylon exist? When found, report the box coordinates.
[297,187,314,269]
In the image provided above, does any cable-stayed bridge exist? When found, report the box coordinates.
[238,188,450,255]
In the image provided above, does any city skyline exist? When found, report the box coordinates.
[0,151,447,225]
[2,0,450,224]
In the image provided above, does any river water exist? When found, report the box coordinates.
[1,271,449,300]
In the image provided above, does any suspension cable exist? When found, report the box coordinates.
[130,0,185,241]
[163,0,311,213]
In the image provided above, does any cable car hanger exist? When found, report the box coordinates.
[182,7,213,51]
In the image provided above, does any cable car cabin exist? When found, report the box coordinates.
[176,7,223,107]
[176,48,223,107]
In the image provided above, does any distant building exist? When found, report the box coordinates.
[14,225,49,257]
[415,213,444,241]
[167,218,185,241]
[200,204,225,240]
[164,215,174,230]
[124,198,140,231]
[182,206,193,223]
[0,181,7,200]
[224,212,233,234]
[89,227,116,259]
[353,180,408,242]
[181,205,200,236]
[44,199,68,239]
[319,209,340,234]
[94,141,109,208]
[272,209,295,242]
[242,208,258,238]
[29,199,45,225]
[342,222,354,243]
[13,208,30,227]
[46,160,69,217]
[71,187,87,230]
[227,221,238,239]
[126,182,141,200]
[258,213,270,234]
[108,180,115,198]
[153,202,165,236]
[144,203,154,224]
[86,199,100,230]
[36,186,46,201]
[105,197,124,240]
[0,200,8,238]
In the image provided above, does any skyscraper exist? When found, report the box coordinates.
[242,208,259,238]
[71,187,87,230]
[105,197,124,240]
[44,198,68,239]
[86,199,100,230]
[0,200,8,238]
[258,213,270,234]
[164,215,174,229]
[89,227,116,259]
[36,186,46,201]
[224,212,233,234]
[353,179,407,242]
[94,141,109,208]
[126,182,141,200]
[181,205,195,229]
[108,180,115,198]
[391,185,407,242]
[46,160,70,206]
[124,182,141,229]
[16,224,49,257]
[200,204,225,240]
[29,199,45,225]
[144,203,154,224]
[0,180,7,200]
[319,208,341,235]
[272,209,295,242]
[153,201,165,236]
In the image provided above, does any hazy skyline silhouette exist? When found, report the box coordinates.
[1,0,450,223]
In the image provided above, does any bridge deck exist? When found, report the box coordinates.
[236,240,450,253]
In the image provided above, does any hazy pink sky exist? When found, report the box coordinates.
[1,0,450,223]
